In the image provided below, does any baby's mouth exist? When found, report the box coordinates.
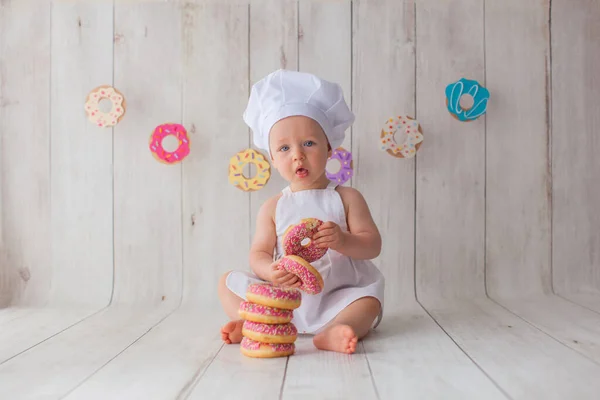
[295,167,309,178]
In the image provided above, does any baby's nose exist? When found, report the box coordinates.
[293,150,305,161]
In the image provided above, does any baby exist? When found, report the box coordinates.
[219,69,385,354]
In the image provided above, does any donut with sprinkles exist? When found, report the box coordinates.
[238,301,294,324]
[326,147,353,185]
[246,283,301,310]
[282,218,328,263]
[228,149,271,191]
[240,337,295,358]
[242,320,298,344]
[149,123,190,165]
[380,115,424,159]
[84,85,126,128]
[278,255,324,295]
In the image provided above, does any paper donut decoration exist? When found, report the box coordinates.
[326,147,353,185]
[84,85,126,127]
[149,123,190,165]
[445,78,490,121]
[228,149,271,191]
[380,116,424,159]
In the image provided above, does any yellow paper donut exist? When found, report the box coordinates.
[380,115,424,159]
[84,85,126,128]
[228,149,271,191]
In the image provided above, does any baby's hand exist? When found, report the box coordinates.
[269,260,301,288]
[313,221,346,251]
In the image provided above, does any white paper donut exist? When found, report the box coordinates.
[84,85,126,128]
[379,116,423,159]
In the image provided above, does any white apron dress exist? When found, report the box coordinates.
[226,181,385,334]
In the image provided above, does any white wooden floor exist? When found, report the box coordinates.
[1,294,600,399]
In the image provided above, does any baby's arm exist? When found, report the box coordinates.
[249,195,301,287]
[249,195,279,281]
[314,187,382,260]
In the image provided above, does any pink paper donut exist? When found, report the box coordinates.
[240,337,295,358]
[238,301,293,324]
[242,320,297,344]
[283,218,327,263]
[246,283,301,310]
[149,123,190,165]
[278,255,324,295]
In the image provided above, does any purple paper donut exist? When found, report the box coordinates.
[326,147,353,185]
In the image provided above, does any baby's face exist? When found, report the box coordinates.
[269,116,332,189]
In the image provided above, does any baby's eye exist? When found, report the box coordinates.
[303,140,315,147]
[279,145,289,152]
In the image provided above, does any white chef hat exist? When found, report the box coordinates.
[243,69,354,153]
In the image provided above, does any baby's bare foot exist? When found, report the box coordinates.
[221,320,244,344]
[313,324,358,354]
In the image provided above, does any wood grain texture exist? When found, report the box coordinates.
[112,2,182,306]
[186,340,286,400]
[248,0,298,238]
[50,1,114,308]
[298,0,353,171]
[0,307,37,326]
[0,307,98,363]
[560,293,600,314]
[551,0,600,297]
[352,0,416,307]
[424,298,600,399]
[282,337,377,399]
[0,306,173,399]
[496,295,600,363]
[0,0,51,306]
[181,3,250,305]
[364,305,506,399]
[62,307,225,400]
[0,1,116,369]
[415,0,486,301]
[485,0,551,298]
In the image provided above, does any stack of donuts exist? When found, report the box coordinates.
[239,283,301,358]
[239,218,326,358]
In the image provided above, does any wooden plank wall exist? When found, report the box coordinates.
[353,0,416,306]
[552,0,600,312]
[49,3,114,308]
[1,0,599,313]
[182,3,250,305]
[485,0,552,299]
[0,0,52,307]
[415,0,486,301]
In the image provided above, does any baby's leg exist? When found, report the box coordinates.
[218,271,244,344]
[313,296,381,354]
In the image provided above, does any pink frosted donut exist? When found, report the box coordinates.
[240,337,295,358]
[246,283,301,310]
[149,123,190,165]
[238,301,293,324]
[242,320,297,344]
[283,218,327,263]
[278,255,324,295]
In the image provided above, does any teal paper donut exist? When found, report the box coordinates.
[445,78,489,121]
